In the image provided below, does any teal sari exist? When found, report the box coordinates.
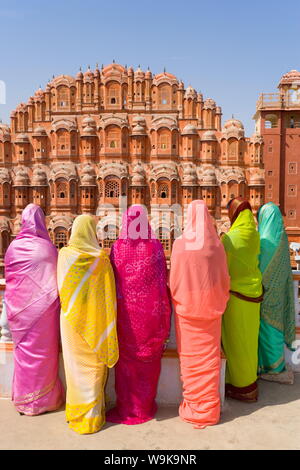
[258,202,295,374]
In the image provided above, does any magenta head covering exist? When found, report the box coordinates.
[119,204,156,240]
[16,203,50,241]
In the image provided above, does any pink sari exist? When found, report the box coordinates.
[170,200,230,428]
[5,204,64,415]
[106,205,171,424]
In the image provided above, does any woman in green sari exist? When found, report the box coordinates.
[257,202,295,384]
[221,198,263,402]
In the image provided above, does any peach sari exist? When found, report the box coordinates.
[170,200,230,428]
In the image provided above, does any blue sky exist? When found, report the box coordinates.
[0,0,299,134]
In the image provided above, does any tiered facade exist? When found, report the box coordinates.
[0,63,264,273]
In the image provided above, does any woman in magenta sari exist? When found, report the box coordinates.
[106,205,171,424]
[5,204,64,415]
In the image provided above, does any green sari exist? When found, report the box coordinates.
[221,209,262,401]
[258,202,295,374]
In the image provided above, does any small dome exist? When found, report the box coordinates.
[145,69,152,79]
[181,124,198,136]
[15,133,30,143]
[131,163,146,186]
[76,69,83,79]
[201,168,217,186]
[279,69,300,87]
[132,124,146,136]
[83,66,94,80]
[128,66,134,76]
[32,168,48,186]
[134,66,145,78]
[82,116,96,127]
[179,81,184,90]
[14,168,29,186]
[81,126,97,137]
[35,87,44,98]
[203,98,216,109]
[80,164,96,186]
[223,118,244,130]
[185,86,197,100]
[33,126,47,137]
[201,130,217,141]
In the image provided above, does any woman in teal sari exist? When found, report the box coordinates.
[258,202,295,384]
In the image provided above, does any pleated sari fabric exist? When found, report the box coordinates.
[221,201,263,402]
[170,200,230,428]
[58,215,118,434]
[106,205,171,425]
[258,202,295,374]
[5,204,64,415]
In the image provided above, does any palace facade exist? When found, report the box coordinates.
[0,63,264,273]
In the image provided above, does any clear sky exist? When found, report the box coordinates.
[0,0,299,135]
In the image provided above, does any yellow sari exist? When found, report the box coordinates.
[57,215,118,434]
[221,208,262,402]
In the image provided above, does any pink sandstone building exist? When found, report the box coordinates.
[0,63,265,274]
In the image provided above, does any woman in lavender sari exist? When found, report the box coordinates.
[5,204,64,415]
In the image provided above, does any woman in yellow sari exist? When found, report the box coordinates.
[221,198,263,402]
[57,215,118,434]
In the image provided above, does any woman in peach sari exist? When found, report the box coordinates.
[170,200,230,428]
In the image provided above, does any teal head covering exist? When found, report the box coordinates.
[258,202,295,348]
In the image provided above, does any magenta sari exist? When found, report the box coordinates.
[106,205,171,424]
[5,204,64,415]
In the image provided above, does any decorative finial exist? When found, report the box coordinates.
[113,59,115,64]
[147,66,150,70]
[96,63,99,69]
[79,66,82,71]
[232,113,234,119]
[164,67,166,73]
[52,74,55,79]
[101,64,104,70]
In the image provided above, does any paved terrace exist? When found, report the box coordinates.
[0,374,299,450]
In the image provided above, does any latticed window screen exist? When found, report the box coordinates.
[103,225,118,249]
[55,230,68,249]
[160,86,170,105]
[158,182,169,199]
[108,85,120,105]
[99,180,104,197]
[158,227,170,252]
[159,133,170,150]
[57,86,69,108]
[228,140,237,160]
[57,131,69,151]
[57,182,68,199]
[105,180,120,198]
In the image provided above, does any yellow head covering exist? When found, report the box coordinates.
[69,214,101,257]
[57,214,119,368]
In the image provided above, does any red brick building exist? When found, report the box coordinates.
[254,69,300,243]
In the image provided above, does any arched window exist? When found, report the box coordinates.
[54,228,68,250]
[158,181,169,199]
[106,126,120,150]
[228,139,237,161]
[105,179,120,198]
[265,114,278,129]
[159,85,171,106]
[56,179,68,201]
[107,82,120,106]
[57,86,69,109]
[158,130,170,151]
[57,129,69,154]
